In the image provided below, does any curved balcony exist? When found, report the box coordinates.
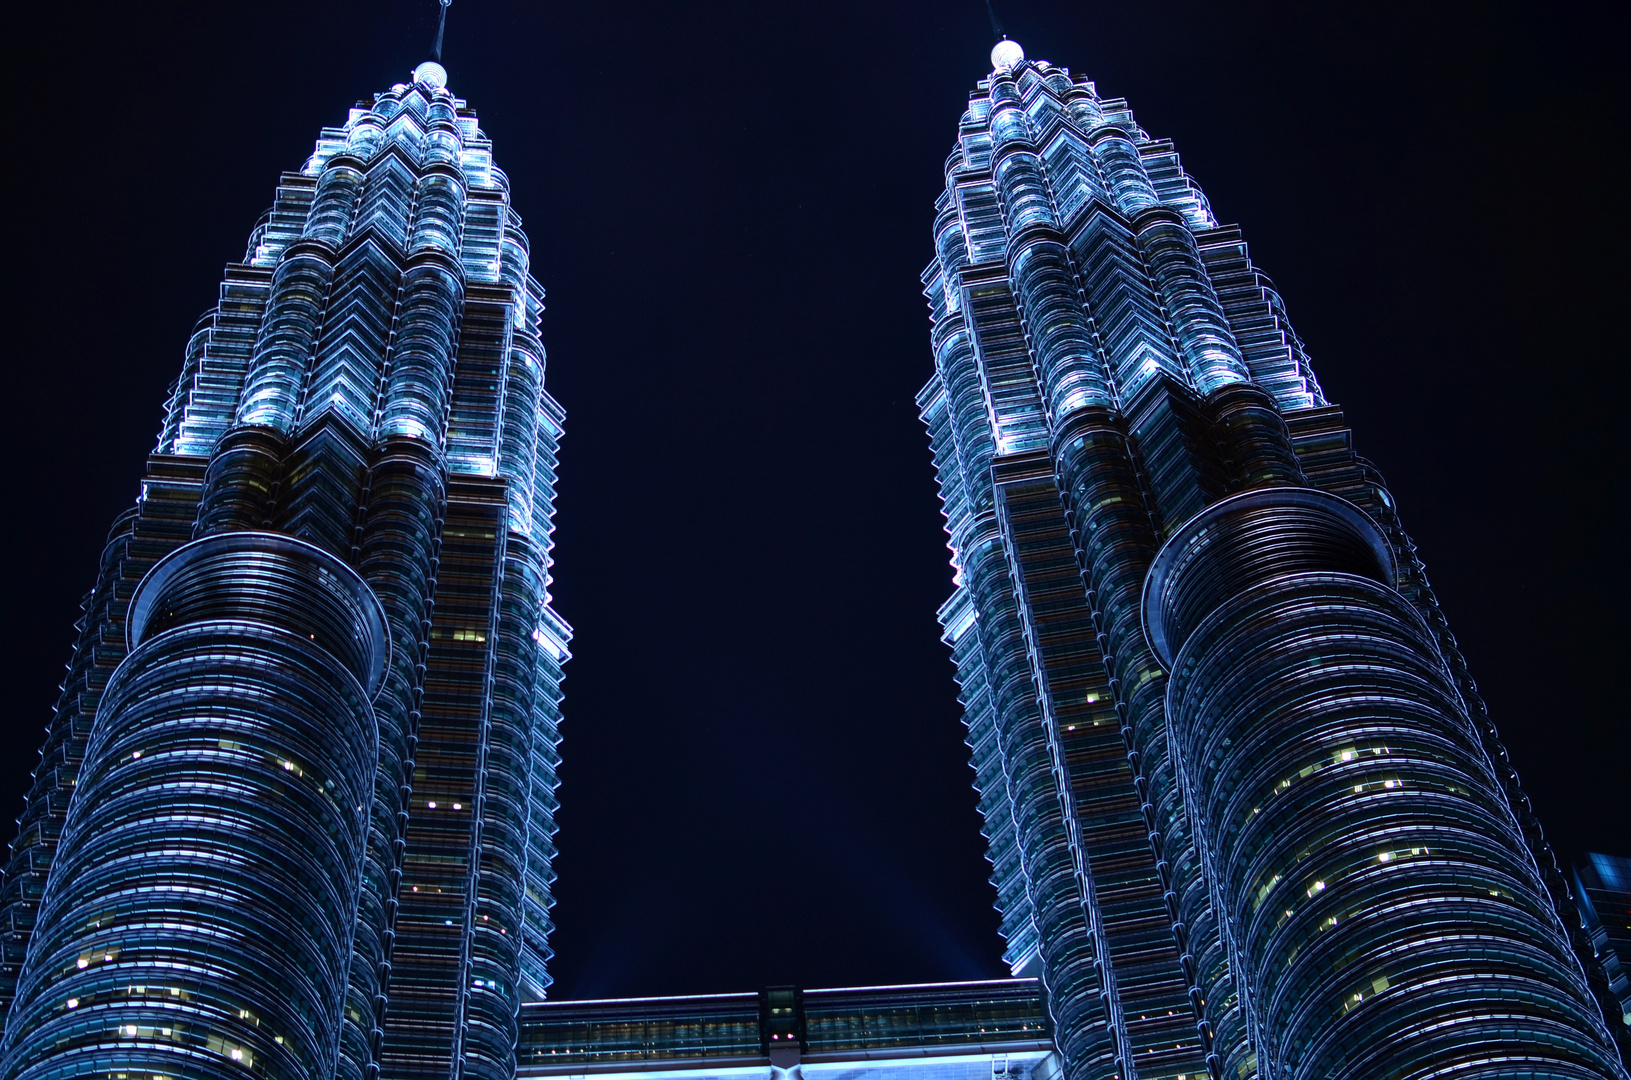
[0,534,387,1080]
[1144,487,1620,1078]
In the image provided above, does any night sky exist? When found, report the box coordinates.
[3,1,1625,1001]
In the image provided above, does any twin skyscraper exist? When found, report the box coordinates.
[0,61,569,1080]
[0,37,1624,1080]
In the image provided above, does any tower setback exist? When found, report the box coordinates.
[919,40,1629,1080]
[0,62,571,1080]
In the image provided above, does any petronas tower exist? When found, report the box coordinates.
[0,62,570,1080]
[1,23,1626,1080]
[918,37,1629,1080]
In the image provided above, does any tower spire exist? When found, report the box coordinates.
[984,0,1023,70]
[431,0,451,62]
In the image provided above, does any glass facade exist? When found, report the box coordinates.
[918,39,1630,1080]
[516,980,1055,1080]
[0,63,570,1080]
[1576,855,1631,1033]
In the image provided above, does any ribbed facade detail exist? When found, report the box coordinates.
[1152,492,1613,1077]
[2,534,387,1080]
[920,44,1629,1080]
[0,64,571,1080]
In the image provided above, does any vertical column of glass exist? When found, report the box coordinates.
[967,511,1117,1078]
[1049,408,1246,1075]
[923,375,1036,973]
[516,603,570,1001]
[926,203,1041,972]
[304,154,369,249]
[1146,489,1626,1079]
[1133,207,1248,396]
[1090,125,1250,396]
[295,143,393,439]
[512,298,572,1002]
[380,98,467,445]
[347,440,445,1080]
[990,71,1194,1078]
[932,196,1030,972]
[995,471,1146,1077]
[922,270,1036,977]
[456,253,542,1077]
[986,77,1110,421]
[462,538,544,1080]
[230,159,356,436]
[356,89,471,1077]
[937,115,1120,1073]
[0,534,387,1080]
[196,146,367,536]
[1207,382,1306,490]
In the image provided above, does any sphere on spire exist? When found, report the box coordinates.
[991,39,1025,71]
[413,61,448,88]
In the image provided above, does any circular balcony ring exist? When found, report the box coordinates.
[1141,486,1395,668]
[129,530,390,696]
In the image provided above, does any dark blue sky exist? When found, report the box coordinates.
[3,0,1625,1000]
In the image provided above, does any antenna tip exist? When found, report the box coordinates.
[991,39,1025,71]
[413,61,448,88]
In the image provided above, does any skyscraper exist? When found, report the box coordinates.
[918,37,1630,1080]
[1576,854,1631,1033]
[0,61,570,1080]
[1,22,1624,1080]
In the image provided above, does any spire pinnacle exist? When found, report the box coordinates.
[984,0,1022,71]
[414,0,451,89]
[431,0,451,63]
